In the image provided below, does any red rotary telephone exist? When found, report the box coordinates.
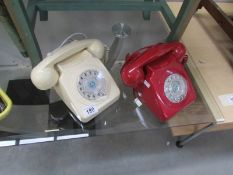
[120,42,196,121]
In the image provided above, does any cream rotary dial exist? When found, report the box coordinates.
[77,69,107,100]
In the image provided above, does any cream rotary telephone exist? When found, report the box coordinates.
[31,39,120,123]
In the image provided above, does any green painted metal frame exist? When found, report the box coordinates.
[2,0,200,67]
[27,0,162,30]
[0,3,27,57]
[142,0,153,20]
[2,0,42,66]
[166,0,201,41]
[159,0,175,29]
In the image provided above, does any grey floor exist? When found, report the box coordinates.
[0,129,233,175]
[0,4,233,175]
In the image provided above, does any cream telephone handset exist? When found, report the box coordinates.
[31,39,120,123]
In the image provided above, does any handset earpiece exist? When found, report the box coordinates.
[31,66,59,90]
[31,39,105,90]
[87,39,105,59]
[121,42,186,88]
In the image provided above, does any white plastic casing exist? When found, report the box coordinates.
[55,50,120,122]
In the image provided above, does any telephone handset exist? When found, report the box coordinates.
[31,39,120,123]
[121,42,196,121]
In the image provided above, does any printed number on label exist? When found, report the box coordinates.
[83,106,98,116]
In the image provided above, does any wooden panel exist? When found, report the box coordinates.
[168,93,214,128]
[166,3,233,136]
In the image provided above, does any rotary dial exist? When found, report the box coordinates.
[164,73,187,103]
[77,69,107,100]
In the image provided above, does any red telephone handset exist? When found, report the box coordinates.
[121,42,196,121]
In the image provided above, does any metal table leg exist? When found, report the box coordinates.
[166,0,201,41]
[3,0,42,67]
[160,0,176,29]
[0,3,27,57]
[142,0,153,20]
[199,0,233,41]
[176,123,215,148]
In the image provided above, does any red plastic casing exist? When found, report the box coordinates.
[120,42,196,121]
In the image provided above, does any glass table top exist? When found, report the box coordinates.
[0,61,215,144]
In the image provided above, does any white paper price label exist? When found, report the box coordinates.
[83,106,98,117]
[219,93,233,106]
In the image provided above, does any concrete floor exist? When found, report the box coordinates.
[0,129,233,175]
[0,4,233,175]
